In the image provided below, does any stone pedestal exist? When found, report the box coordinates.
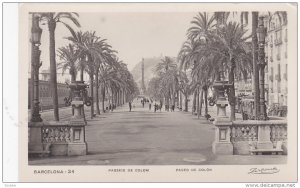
[257,125,273,149]
[212,121,233,155]
[212,81,233,155]
[67,121,87,156]
[68,100,87,156]
[28,122,48,155]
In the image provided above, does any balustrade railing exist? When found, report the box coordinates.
[214,120,288,155]
[42,126,72,143]
[270,124,287,142]
[230,124,258,142]
[29,120,87,156]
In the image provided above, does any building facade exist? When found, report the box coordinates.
[265,13,288,107]
[28,79,70,110]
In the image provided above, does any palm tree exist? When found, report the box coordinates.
[187,12,216,41]
[185,12,218,117]
[67,31,113,118]
[99,65,122,112]
[57,44,79,82]
[40,12,80,121]
[184,12,253,120]
[155,56,177,73]
[65,31,89,81]
[209,21,252,120]
[155,56,178,109]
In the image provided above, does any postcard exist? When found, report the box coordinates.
[17,2,297,182]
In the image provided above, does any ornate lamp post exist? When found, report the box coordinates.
[30,13,43,122]
[256,16,268,120]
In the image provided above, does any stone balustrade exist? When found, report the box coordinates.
[213,119,287,155]
[28,120,87,157]
[42,124,72,143]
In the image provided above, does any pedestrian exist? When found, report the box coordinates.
[154,103,157,112]
[149,102,152,110]
[129,101,132,112]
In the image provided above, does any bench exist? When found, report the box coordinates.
[250,141,283,155]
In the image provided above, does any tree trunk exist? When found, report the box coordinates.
[229,55,236,121]
[172,92,176,108]
[80,66,84,81]
[199,88,204,117]
[95,70,100,115]
[204,86,208,116]
[192,90,197,115]
[71,72,76,83]
[117,91,120,106]
[252,11,260,119]
[196,87,200,118]
[102,85,105,113]
[184,94,188,112]
[111,89,114,111]
[48,18,59,121]
[90,74,94,119]
[179,91,182,111]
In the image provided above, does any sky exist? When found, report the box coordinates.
[37,12,197,72]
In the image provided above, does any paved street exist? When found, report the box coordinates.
[29,101,286,165]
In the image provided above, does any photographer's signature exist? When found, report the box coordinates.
[248,167,280,174]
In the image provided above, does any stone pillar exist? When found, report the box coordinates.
[28,122,45,155]
[212,81,233,155]
[67,123,87,156]
[257,125,273,150]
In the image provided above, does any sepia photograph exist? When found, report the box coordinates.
[15,2,297,182]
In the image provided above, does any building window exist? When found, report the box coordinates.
[284,64,288,81]
[275,30,282,45]
[270,47,274,62]
[285,28,288,42]
[277,46,281,60]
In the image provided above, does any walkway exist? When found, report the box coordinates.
[29,102,287,165]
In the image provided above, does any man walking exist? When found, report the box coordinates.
[129,101,132,112]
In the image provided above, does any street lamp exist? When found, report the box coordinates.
[256,16,268,120]
[30,13,43,122]
[31,15,42,45]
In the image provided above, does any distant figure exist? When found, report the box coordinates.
[165,104,169,112]
[154,103,157,112]
[129,101,132,112]
[149,102,152,110]
[142,101,145,108]
[171,104,175,112]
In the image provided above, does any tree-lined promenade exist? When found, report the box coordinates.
[30,11,287,122]
[32,12,139,121]
[28,10,288,164]
[148,11,287,121]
